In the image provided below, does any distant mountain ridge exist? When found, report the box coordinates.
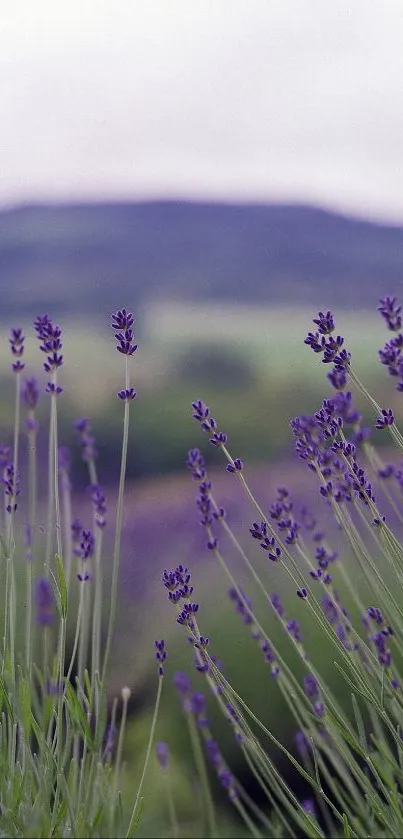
[1,200,402,321]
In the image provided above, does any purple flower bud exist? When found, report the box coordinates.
[304,331,326,353]
[34,577,54,626]
[111,308,134,331]
[156,741,169,769]
[226,458,243,473]
[75,528,95,560]
[312,311,335,335]
[22,378,40,410]
[302,799,316,817]
[286,619,302,642]
[75,523,94,582]
[74,418,98,463]
[46,383,63,395]
[270,592,285,617]
[117,387,136,401]
[209,431,228,447]
[173,671,191,698]
[103,725,117,758]
[89,484,107,528]
[33,314,52,341]
[378,295,402,332]
[155,639,166,676]
[192,399,211,423]
[303,674,320,700]
[190,691,206,719]
[3,463,21,513]
[34,315,64,377]
[111,309,137,355]
[375,408,394,430]
[9,327,25,372]
[186,448,206,481]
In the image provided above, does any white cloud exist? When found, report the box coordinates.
[1,0,403,220]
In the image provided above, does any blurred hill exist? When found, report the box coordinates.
[1,200,403,321]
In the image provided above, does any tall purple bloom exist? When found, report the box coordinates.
[365,606,394,668]
[73,528,95,561]
[249,520,282,561]
[88,484,107,529]
[191,399,231,451]
[304,311,351,385]
[9,327,25,372]
[74,525,95,581]
[3,463,21,513]
[34,314,64,394]
[155,639,167,676]
[111,308,137,356]
[111,309,137,401]
[378,296,403,390]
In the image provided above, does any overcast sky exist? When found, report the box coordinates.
[2,1,403,221]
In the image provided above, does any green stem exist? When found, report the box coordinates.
[25,416,37,680]
[186,711,217,838]
[102,358,131,684]
[126,674,163,838]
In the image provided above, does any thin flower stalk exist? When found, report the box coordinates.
[102,309,137,684]
[125,643,165,838]
[156,744,180,839]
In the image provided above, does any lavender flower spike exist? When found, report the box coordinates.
[3,463,21,513]
[155,639,167,676]
[9,327,25,372]
[34,314,64,395]
[378,295,402,332]
[111,308,137,356]
[34,315,63,372]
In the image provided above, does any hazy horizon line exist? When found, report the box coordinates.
[1,193,402,229]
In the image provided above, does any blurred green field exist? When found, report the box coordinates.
[0,304,396,482]
[0,302,391,389]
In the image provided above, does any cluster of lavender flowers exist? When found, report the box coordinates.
[157,296,403,839]
[0,308,168,839]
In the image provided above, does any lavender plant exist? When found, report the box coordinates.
[158,297,403,838]
[0,309,164,838]
[4,298,403,838]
